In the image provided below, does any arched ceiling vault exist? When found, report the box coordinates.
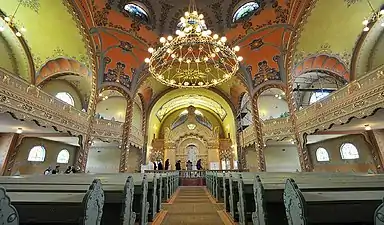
[292,0,383,79]
[72,0,308,98]
[0,0,94,79]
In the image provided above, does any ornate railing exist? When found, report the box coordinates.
[92,118,123,140]
[262,117,293,141]
[240,117,293,147]
[296,65,384,134]
[0,69,88,136]
[92,118,143,148]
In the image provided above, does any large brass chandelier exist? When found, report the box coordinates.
[144,0,242,88]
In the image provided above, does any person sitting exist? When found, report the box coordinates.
[44,166,52,175]
[51,165,60,174]
[158,161,164,170]
[71,166,78,173]
[164,159,170,170]
[65,166,72,174]
[175,160,181,170]
[196,159,203,170]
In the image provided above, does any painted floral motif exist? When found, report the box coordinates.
[20,0,40,13]
[249,38,264,51]
[253,60,280,86]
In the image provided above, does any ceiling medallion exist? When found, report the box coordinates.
[145,0,242,88]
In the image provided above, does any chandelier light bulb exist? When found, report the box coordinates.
[199,14,204,19]
[363,26,370,32]
[237,56,243,61]
[180,17,186,22]
[15,32,22,37]
[206,30,212,35]
[380,9,384,15]
[171,54,176,58]
[196,27,201,33]
[362,19,369,25]
[167,35,173,41]
[145,58,150,63]
[192,11,198,15]
[220,37,227,42]
[213,34,219,39]
[160,37,166,43]
[185,12,190,17]
[364,124,372,130]
[166,48,172,53]
[148,47,154,53]
[176,30,181,35]
[200,20,205,24]
[4,17,10,22]
[234,46,240,52]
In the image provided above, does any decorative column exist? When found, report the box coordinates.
[1,134,23,176]
[119,97,134,173]
[362,131,384,173]
[285,79,313,172]
[251,96,266,171]
[236,132,247,170]
[141,109,148,165]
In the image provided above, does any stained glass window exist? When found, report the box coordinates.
[316,147,330,162]
[124,3,149,23]
[28,146,46,162]
[233,2,259,23]
[340,143,360,159]
[57,149,70,164]
[55,92,75,106]
[309,91,330,104]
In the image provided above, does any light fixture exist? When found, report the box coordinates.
[361,0,383,32]
[291,139,295,144]
[187,123,196,130]
[145,0,241,88]
[16,128,23,134]
[364,124,372,130]
[0,1,27,37]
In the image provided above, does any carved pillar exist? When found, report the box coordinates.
[141,110,148,165]
[362,131,384,173]
[286,82,313,172]
[1,134,23,176]
[251,96,266,171]
[236,132,247,170]
[119,97,134,173]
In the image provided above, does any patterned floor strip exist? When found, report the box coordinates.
[156,186,233,225]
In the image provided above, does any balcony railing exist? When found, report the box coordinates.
[296,65,384,134]
[240,117,293,147]
[92,118,144,148]
[0,69,88,136]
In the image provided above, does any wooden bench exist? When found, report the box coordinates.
[0,179,104,225]
[232,173,384,225]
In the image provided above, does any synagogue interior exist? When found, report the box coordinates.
[0,0,384,224]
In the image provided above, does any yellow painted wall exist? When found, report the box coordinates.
[86,145,120,173]
[0,33,17,74]
[42,79,83,110]
[95,97,127,122]
[296,0,382,64]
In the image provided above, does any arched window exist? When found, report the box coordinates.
[340,143,360,159]
[57,149,70,164]
[55,92,75,106]
[233,2,260,23]
[316,147,330,162]
[309,91,330,104]
[124,3,149,23]
[27,146,46,162]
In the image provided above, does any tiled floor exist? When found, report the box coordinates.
[160,187,227,225]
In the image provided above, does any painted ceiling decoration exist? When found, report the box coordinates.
[0,0,93,75]
[156,94,227,121]
[293,0,383,79]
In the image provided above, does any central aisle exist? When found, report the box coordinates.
[160,187,231,225]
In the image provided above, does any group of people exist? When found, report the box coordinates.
[44,165,79,175]
[153,159,203,171]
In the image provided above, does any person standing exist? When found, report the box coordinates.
[153,161,157,170]
[196,159,202,170]
[175,160,181,170]
[158,161,164,170]
[164,159,170,170]
[186,160,192,170]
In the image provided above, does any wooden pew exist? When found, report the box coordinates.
[284,178,384,225]
[1,179,104,225]
[0,174,151,225]
[0,186,19,225]
[233,173,384,225]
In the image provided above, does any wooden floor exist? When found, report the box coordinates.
[155,187,233,225]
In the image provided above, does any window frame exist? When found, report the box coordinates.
[309,91,330,104]
[55,92,75,106]
[27,145,46,162]
[340,143,360,160]
[124,3,150,24]
[315,147,330,162]
[57,149,70,164]
[232,1,260,23]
